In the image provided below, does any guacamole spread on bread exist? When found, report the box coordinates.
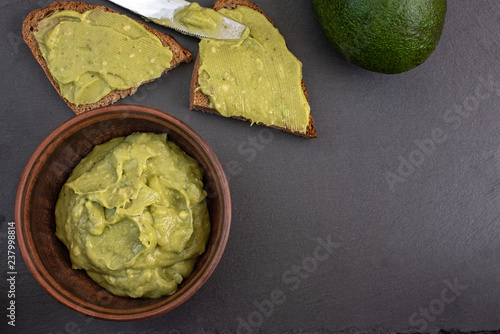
[34,9,173,106]
[55,133,210,298]
[197,6,310,133]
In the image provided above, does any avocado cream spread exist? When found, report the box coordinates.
[150,2,225,37]
[197,6,310,133]
[34,9,173,106]
[55,133,210,298]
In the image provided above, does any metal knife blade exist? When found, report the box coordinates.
[108,0,246,40]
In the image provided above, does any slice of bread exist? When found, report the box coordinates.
[189,0,317,139]
[23,1,192,115]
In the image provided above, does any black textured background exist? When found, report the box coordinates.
[1,0,500,333]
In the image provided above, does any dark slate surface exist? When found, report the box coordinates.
[1,0,500,333]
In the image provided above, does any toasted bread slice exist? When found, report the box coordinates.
[189,0,317,139]
[23,1,192,115]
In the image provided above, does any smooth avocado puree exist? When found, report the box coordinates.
[197,6,310,133]
[34,9,173,106]
[150,2,224,37]
[55,133,210,298]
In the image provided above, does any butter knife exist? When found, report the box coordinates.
[108,0,246,40]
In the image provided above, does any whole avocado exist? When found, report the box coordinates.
[312,0,447,74]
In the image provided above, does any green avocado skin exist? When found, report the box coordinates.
[312,0,447,74]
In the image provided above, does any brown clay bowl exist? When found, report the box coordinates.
[15,104,231,321]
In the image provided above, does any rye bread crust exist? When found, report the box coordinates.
[189,0,317,139]
[23,1,192,115]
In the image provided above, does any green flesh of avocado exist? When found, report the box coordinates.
[312,0,447,74]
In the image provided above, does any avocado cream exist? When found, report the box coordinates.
[55,133,210,298]
[34,9,173,106]
[197,6,310,133]
[150,2,225,37]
